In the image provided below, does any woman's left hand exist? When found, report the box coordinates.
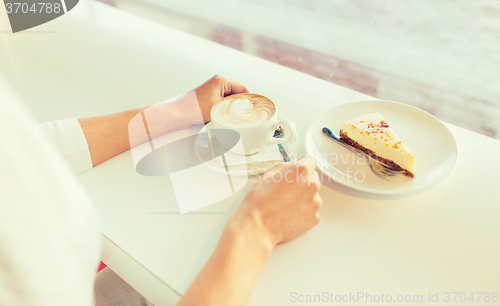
[194,75,250,123]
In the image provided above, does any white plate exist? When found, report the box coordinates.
[305,100,458,194]
[194,117,299,176]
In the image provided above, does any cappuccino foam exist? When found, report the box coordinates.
[212,94,275,127]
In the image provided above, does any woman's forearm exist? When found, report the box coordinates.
[77,107,146,166]
[77,95,198,166]
[178,214,274,306]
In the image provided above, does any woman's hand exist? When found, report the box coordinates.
[194,75,250,123]
[178,156,322,306]
[78,75,249,166]
[229,155,323,248]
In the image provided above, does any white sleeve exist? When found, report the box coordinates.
[0,85,101,306]
[37,118,93,175]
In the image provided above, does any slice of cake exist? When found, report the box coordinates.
[339,112,416,178]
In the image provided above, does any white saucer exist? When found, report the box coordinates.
[305,100,458,194]
[194,117,299,176]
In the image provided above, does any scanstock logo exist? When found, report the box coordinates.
[3,0,79,33]
[128,92,249,214]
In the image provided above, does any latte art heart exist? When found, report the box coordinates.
[212,94,276,127]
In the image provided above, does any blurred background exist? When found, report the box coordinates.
[98,0,500,140]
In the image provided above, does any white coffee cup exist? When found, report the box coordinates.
[210,93,296,156]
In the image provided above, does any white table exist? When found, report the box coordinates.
[3,1,500,305]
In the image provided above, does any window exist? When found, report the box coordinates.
[101,0,500,139]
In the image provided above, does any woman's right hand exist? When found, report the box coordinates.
[178,156,322,306]
[228,155,323,248]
